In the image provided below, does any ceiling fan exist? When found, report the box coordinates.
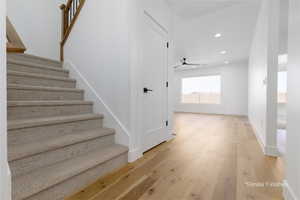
[173,58,206,70]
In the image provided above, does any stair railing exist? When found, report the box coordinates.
[6,17,26,53]
[60,0,86,61]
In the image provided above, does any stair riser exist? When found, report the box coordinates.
[8,54,62,68]
[8,118,103,145]
[8,104,93,120]
[21,153,127,200]
[10,135,115,177]
[8,74,76,88]
[8,63,68,77]
[8,88,84,101]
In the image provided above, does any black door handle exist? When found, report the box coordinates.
[143,87,153,93]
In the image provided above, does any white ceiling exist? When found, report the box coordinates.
[166,0,261,19]
[170,0,288,67]
[173,2,262,66]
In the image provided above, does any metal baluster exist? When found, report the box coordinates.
[76,0,79,12]
[69,8,71,26]
[70,2,72,22]
[72,0,75,19]
[75,0,77,17]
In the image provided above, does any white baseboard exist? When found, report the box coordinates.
[174,110,247,117]
[265,145,281,157]
[128,148,143,163]
[64,61,130,149]
[166,131,175,142]
[250,118,267,153]
[249,118,280,157]
[283,180,299,200]
[7,163,11,200]
[0,162,12,200]
[128,131,174,163]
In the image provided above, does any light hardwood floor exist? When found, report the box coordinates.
[66,113,284,200]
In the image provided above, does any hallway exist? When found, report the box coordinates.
[67,113,284,200]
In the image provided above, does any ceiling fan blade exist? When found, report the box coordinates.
[185,63,201,66]
[173,64,183,68]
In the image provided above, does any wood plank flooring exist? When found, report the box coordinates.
[66,113,284,200]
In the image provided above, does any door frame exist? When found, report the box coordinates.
[136,10,170,155]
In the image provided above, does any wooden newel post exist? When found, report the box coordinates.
[60,4,67,40]
[60,4,66,61]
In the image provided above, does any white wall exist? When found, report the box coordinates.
[1,0,11,199]
[279,0,289,54]
[7,0,65,60]
[63,0,174,162]
[285,0,300,199]
[63,0,131,147]
[248,0,280,156]
[174,61,248,116]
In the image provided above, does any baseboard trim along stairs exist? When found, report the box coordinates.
[283,180,299,200]
[7,53,129,200]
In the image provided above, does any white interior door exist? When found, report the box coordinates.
[141,13,169,153]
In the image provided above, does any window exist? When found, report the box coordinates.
[278,71,287,103]
[181,75,221,104]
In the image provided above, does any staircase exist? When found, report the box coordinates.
[7,53,129,200]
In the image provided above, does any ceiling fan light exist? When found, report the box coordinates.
[214,33,222,38]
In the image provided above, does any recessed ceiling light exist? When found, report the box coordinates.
[214,33,222,38]
[220,50,227,55]
[224,61,229,64]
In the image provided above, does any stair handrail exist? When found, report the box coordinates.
[6,17,26,53]
[60,0,86,61]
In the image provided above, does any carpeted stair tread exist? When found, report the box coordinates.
[13,144,129,200]
[8,127,115,161]
[8,53,62,67]
[8,114,103,130]
[8,100,93,107]
[8,70,76,82]
[7,84,83,92]
[8,60,68,73]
